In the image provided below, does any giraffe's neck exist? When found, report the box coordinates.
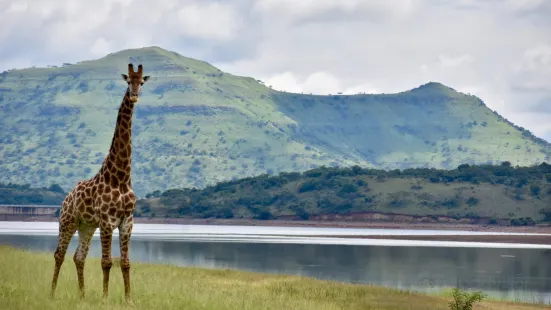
[99,89,135,187]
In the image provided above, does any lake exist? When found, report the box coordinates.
[1,221,550,305]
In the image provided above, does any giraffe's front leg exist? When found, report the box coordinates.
[73,224,96,299]
[118,215,134,304]
[51,225,76,298]
[100,224,114,300]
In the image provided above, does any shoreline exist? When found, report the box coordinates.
[132,217,551,234]
[5,215,551,234]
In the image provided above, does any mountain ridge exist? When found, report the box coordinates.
[0,46,549,197]
[0,47,493,97]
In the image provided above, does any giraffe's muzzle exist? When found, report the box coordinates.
[128,93,139,103]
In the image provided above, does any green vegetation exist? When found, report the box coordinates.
[137,162,551,224]
[0,182,66,205]
[3,161,551,225]
[0,46,550,197]
[448,288,486,310]
[0,246,546,310]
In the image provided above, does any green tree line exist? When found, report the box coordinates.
[0,182,66,205]
[137,161,551,224]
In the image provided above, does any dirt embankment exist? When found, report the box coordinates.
[306,211,505,225]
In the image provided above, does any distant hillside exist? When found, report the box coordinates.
[137,162,551,225]
[0,183,66,205]
[0,46,550,196]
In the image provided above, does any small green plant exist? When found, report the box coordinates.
[448,288,486,310]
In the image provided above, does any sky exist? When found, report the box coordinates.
[1,0,550,141]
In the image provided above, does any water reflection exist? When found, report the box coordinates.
[1,234,550,304]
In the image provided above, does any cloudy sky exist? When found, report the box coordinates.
[1,0,550,141]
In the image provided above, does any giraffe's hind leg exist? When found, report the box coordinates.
[73,223,96,298]
[100,223,115,300]
[51,221,77,298]
[118,215,134,304]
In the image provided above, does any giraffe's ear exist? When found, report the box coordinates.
[121,74,128,81]
[143,76,150,82]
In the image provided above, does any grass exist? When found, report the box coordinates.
[0,246,549,310]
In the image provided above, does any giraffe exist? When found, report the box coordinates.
[50,63,150,304]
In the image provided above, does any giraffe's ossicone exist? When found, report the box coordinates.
[50,63,150,304]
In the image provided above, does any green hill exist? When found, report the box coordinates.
[0,46,549,196]
[137,163,551,225]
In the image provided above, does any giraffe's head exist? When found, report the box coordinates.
[121,63,150,103]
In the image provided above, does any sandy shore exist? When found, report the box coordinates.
[10,215,551,234]
[141,217,551,233]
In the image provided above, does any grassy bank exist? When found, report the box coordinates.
[0,246,548,310]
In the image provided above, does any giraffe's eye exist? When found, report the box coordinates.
[140,83,144,86]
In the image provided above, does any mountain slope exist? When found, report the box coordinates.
[0,46,549,196]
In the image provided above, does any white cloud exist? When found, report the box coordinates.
[172,3,242,41]
[253,0,419,24]
[262,71,342,94]
[299,72,342,95]
[438,54,474,68]
[253,0,353,19]
[505,0,547,12]
[521,45,551,72]
[90,37,112,56]
[8,1,27,12]
[263,71,380,95]
[261,72,303,93]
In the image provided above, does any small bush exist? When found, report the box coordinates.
[298,180,318,193]
[530,185,541,197]
[254,210,273,220]
[465,197,479,206]
[448,288,486,310]
[338,183,358,195]
[510,217,536,226]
